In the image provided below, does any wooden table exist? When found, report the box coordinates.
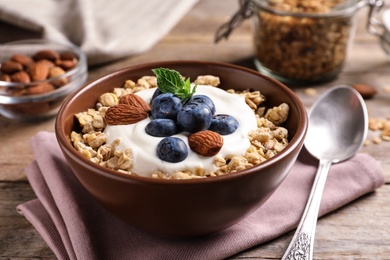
[1,0,390,258]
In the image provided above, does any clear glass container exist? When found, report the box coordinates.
[383,10,390,55]
[0,39,87,121]
[368,8,390,58]
[215,0,385,85]
[251,0,369,84]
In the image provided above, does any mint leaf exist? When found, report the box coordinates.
[152,68,197,102]
[152,68,184,93]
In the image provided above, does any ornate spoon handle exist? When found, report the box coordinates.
[281,160,332,260]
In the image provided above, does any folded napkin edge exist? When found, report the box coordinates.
[352,153,385,190]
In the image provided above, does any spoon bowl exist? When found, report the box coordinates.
[305,86,368,163]
[282,85,368,260]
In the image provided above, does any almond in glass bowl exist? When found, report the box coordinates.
[0,39,87,121]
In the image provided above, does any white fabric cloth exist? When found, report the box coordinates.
[0,0,199,65]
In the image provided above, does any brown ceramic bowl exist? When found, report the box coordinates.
[55,60,308,237]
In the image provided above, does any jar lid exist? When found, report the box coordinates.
[215,0,385,43]
[250,0,366,18]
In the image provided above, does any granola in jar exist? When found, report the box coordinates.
[252,0,357,83]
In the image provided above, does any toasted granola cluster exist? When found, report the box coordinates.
[71,75,290,179]
[365,116,390,145]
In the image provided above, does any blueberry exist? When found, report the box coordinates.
[151,88,163,102]
[156,137,188,163]
[145,119,179,137]
[188,95,216,114]
[177,102,212,133]
[209,114,239,135]
[151,93,182,120]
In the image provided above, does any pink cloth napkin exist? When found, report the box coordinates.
[17,131,384,260]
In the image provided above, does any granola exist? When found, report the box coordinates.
[365,116,390,145]
[71,74,290,179]
[253,0,352,82]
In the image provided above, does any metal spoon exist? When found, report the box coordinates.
[282,85,368,260]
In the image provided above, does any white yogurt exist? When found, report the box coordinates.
[104,85,258,177]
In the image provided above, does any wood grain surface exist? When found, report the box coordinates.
[1,0,390,259]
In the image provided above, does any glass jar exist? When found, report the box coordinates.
[215,0,384,85]
[368,7,390,58]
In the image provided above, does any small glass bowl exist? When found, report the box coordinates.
[0,39,87,121]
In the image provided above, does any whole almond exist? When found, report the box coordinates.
[37,59,55,69]
[55,58,77,70]
[188,130,224,156]
[11,71,31,83]
[33,49,60,61]
[25,82,55,95]
[1,61,23,74]
[49,66,68,87]
[352,84,377,99]
[119,93,151,112]
[60,52,77,61]
[11,54,34,67]
[7,87,26,96]
[27,62,50,81]
[0,74,11,82]
[105,104,149,125]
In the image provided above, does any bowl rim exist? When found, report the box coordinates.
[0,39,88,102]
[55,60,308,185]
